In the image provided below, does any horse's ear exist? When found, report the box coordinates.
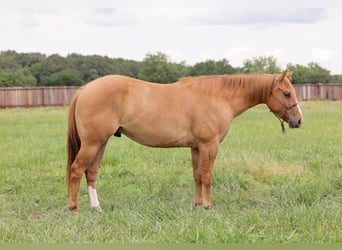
[280,70,293,81]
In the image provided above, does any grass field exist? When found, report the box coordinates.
[0,101,341,243]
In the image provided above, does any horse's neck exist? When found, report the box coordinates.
[228,77,270,117]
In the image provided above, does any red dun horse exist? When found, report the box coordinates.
[67,70,303,213]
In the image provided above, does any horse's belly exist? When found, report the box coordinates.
[121,126,192,148]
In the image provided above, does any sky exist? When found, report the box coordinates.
[0,1,341,74]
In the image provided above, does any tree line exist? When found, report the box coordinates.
[0,50,341,87]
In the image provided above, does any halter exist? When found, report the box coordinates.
[269,75,298,134]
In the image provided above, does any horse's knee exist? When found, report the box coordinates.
[193,172,202,184]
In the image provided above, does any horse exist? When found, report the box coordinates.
[66,70,303,213]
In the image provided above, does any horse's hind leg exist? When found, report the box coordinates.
[68,143,102,213]
[85,140,108,211]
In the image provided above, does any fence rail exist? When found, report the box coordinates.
[0,86,78,108]
[1,84,342,108]
[293,84,342,101]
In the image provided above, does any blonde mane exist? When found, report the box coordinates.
[178,74,273,102]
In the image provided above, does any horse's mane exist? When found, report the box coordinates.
[178,74,272,101]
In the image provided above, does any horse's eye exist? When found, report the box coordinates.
[284,92,291,98]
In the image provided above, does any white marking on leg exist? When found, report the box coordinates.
[88,186,101,211]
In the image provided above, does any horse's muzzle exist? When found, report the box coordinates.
[289,117,303,128]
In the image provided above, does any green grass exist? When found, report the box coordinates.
[0,102,341,243]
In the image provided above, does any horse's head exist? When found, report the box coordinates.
[266,70,303,130]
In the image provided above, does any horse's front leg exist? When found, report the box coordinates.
[198,142,218,209]
[191,148,202,205]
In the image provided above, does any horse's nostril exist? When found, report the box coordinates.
[298,119,302,125]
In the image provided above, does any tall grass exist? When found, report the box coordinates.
[0,102,341,243]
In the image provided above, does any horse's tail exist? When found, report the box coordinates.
[66,92,81,187]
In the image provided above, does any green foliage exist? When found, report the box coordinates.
[0,68,36,87]
[190,59,235,76]
[242,56,282,74]
[31,54,72,86]
[0,50,340,86]
[0,50,22,70]
[0,50,46,70]
[17,52,46,68]
[331,74,342,83]
[0,51,142,87]
[138,52,186,83]
[287,62,331,84]
[43,69,83,86]
[66,54,141,82]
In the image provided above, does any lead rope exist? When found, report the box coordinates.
[280,119,286,134]
[270,110,286,134]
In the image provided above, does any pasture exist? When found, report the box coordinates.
[0,101,341,243]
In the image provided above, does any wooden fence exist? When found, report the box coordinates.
[0,84,342,108]
[0,86,78,108]
[293,84,342,101]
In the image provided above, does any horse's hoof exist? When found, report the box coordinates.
[91,206,103,213]
[203,204,213,210]
[70,207,78,215]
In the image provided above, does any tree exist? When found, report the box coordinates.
[66,54,141,83]
[112,58,141,78]
[190,59,235,76]
[17,52,46,68]
[0,50,339,86]
[331,74,342,83]
[0,50,21,70]
[287,62,331,84]
[31,54,71,86]
[138,52,184,83]
[0,68,36,87]
[242,56,281,74]
[44,70,83,86]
